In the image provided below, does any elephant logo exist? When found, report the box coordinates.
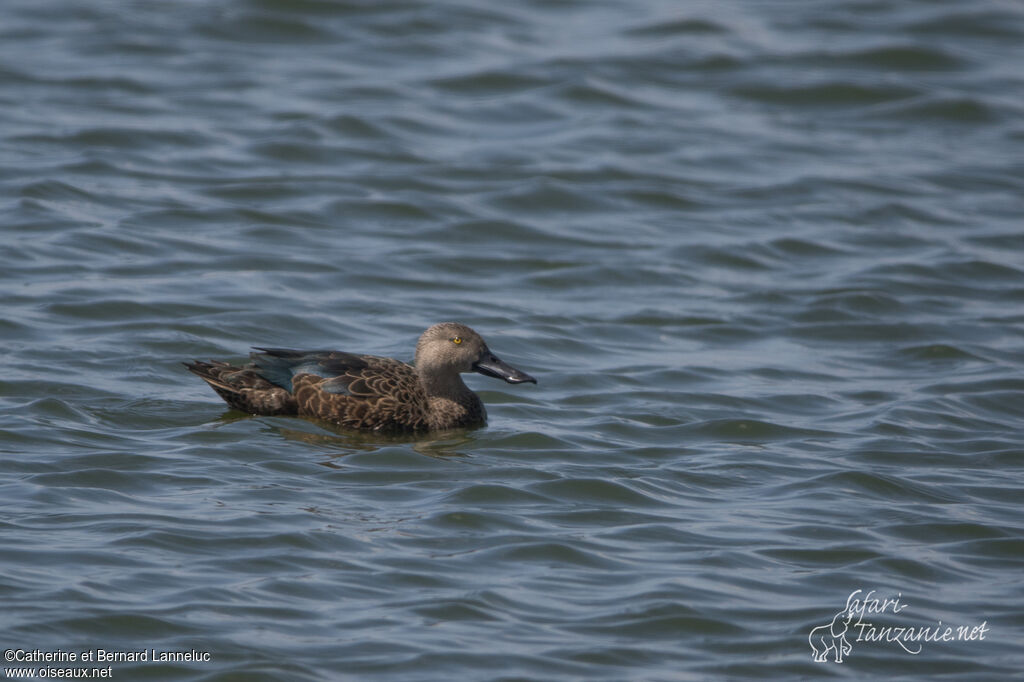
[808,608,854,663]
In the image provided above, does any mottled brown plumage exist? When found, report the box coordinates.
[185,322,536,433]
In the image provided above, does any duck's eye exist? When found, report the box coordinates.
[452,336,462,345]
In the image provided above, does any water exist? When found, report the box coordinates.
[2,0,1023,679]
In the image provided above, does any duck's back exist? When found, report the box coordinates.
[254,348,433,432]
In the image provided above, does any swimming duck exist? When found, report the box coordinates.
[185,322,536,432]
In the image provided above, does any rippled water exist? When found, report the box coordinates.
[2,0,1023,679]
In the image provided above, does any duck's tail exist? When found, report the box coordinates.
[184,359,298,416]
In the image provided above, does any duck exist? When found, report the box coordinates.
[185,322,536,433]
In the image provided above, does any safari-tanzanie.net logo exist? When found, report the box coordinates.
[808,589,989,663]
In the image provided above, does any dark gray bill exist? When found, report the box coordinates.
[473,353,537,384]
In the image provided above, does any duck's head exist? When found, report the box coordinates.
[415,322,537,384]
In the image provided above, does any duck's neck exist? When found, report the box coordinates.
[419,369,474,402]
[419,369,486,429]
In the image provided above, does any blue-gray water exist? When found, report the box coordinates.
[2,0,1023,679]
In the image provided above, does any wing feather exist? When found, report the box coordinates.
[247,349,429,432]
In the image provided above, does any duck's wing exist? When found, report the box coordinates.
[250,348,430,432]
[248,348,366,393]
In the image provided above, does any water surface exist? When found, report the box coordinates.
[2,0,1023,679]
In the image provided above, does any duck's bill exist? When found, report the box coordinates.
[473,354,537,384]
